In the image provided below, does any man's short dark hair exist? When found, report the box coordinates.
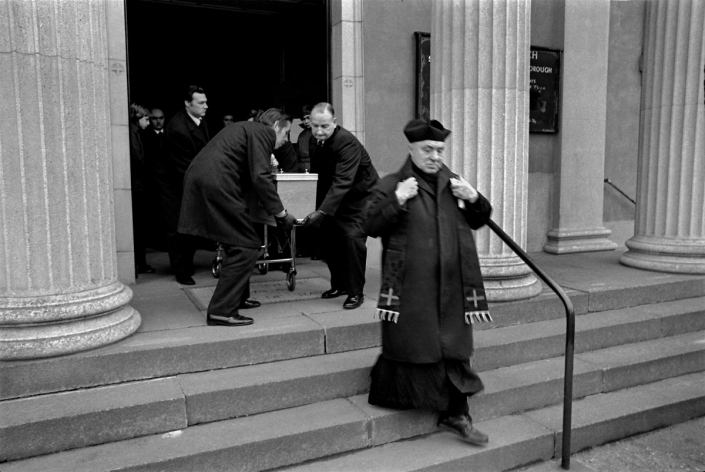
[184,85,205,102]
[311,102,335,116]
[257,108,291,127]
[302,105,312,117]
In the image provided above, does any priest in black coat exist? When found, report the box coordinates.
[163,86,210,285]
[303,102,379,310]
[364,119,492,447]
[179,109,296,327]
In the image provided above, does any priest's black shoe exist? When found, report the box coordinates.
[343,294,364,309]
[321,288,347,299]
[176,275,196,285]
[239,299,261,309]
[207,314,254,327]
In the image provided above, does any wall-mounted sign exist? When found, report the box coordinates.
[414,37,561,133]
[414,32,431,121]
[530,47,561,133]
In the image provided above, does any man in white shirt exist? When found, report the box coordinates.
[163,86,211,285]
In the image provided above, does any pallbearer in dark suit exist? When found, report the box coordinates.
[163,85,210,285]
[179,109,296,327]
[303,102,379,310]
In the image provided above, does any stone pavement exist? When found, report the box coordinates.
[517,415,705,472]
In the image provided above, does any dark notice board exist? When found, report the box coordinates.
[414,36,560,133]
[415,32,431,121]
[530,47,561,133]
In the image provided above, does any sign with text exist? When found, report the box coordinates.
[414,38,561,133]
[530,47,561,133]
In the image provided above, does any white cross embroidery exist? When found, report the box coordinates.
[466,289,485,308]
[381,288,399,306]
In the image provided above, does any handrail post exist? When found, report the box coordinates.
[485,219,575,469]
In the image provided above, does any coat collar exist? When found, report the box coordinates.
[181,110,208,142]
[398,156,456,196]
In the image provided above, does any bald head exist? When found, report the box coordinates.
[310,102,337,142]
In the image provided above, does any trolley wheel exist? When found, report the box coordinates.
[211,258,222,279]
[258,263,269,275]
[286,270,296,291]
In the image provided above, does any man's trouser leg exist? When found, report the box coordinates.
[173,233,197,277]
[447,382,470,418]
[207,245,259,317]
[344,235,367,296]
[321,220,346,291]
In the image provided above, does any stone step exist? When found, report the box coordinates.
[282,372,705,472]
[3,371,703,472]
[1,286,702,402]
[3,326,703,463]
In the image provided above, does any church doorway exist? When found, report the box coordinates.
[124,0,329,250]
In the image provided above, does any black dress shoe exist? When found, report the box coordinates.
[207,314,254,327]
[322,288,347,299]
[137,264,156,274]
[238,299,261,309]
[343,294,364,309]
[176,275,196,285]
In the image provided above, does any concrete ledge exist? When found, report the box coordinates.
[586,278,705,313]
[0,378,187,462]
[180,348,378,424]
[576,330,705,392]
[1,399,370,472]
[475,296,705,371]
[283,415,555,472]
[525,372,705,456]
[3,372,704,471]
[306,309,382,354]
[0,316,324,401]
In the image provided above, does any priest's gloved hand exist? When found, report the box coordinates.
[450,176,479,203]
[274,210,296,231]
[303,210,326,228]
[395,177,418,206]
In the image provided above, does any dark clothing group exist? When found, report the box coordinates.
[310,126,379,297]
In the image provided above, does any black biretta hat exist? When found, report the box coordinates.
[403,119,451,143]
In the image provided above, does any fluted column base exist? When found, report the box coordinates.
[481,256,542,302]
[544,227,618,254]
[0,283,141,360]
[620,236,705,274]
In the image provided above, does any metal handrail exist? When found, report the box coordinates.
[604,178,636,205]
[486,219,575,470]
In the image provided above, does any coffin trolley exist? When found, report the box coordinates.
[211,172,318,291]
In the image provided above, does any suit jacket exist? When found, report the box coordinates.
[142,128,168,177]
[178,121,285,248]
[310,126,379,222]
[164,109,210,189]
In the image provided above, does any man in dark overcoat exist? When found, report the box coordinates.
[178,109,296,327]
[364,119,493,446]
[142,108,168,251]
[303,102,379,310]
[163,85,210,285]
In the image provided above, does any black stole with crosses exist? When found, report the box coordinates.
[375,181,492,325]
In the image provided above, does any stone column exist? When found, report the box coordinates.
[0,0,141,360]
[621,0,705,274]
[431,0,541,301]
[330,0,365,143]
[543,0,617,254]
